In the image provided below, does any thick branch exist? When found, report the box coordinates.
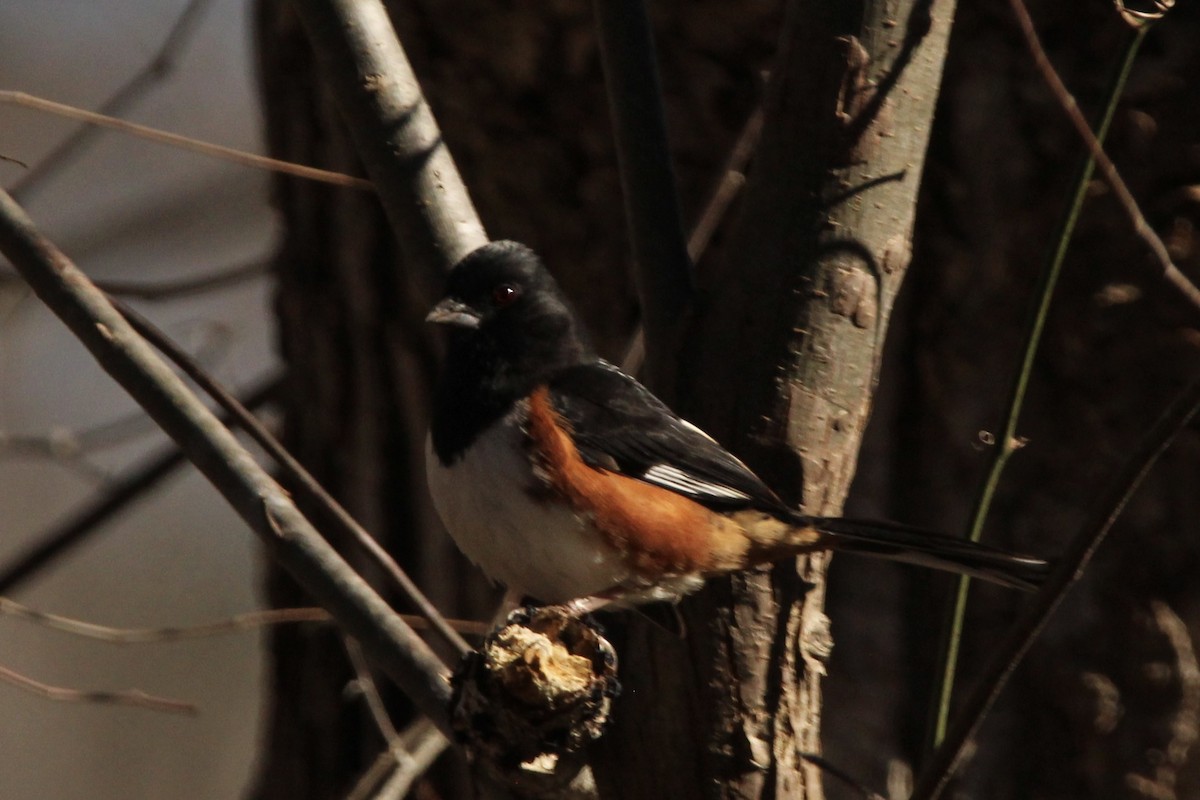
[592,1,959,796]
[288,0,488,289]
[0,188,454,735]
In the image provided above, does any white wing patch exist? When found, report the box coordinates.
[642,463,751,501]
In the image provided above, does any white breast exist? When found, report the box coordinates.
[425,402,634,604]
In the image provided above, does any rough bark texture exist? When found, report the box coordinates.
[253,0,1200,798]
[251,8,485,798]
[589,2,957,798]
[251,1,777,796]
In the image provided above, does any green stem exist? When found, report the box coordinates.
[926,23,1150,753]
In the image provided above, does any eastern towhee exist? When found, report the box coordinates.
[426,241,1047,612]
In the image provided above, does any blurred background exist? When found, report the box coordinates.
[0,2,275,797]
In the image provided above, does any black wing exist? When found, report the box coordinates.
[546,361,786,512]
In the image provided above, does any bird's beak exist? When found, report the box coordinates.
[425,298,481,329]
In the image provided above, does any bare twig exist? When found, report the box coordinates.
[344,719,449,800]
[912,372,1200,799]
[95,259,268,302]
[687,106,765,263]
[799,753,886,800]
[0,376,281,594]
[0,598,327,642]
[373,722,448,800]
[0,663,196,715]
[0,91,373,192]
[115,301,470,657]
[621,105,765,374]
[0,597,490,643]
[0,188,455,737]
[926,22,1149,752]
[9,0,215,200]
[288,0,487,286]
[593,0,693,394]
[343,750,401,800]
[1008,0,1200,311]
[345,637,403,746]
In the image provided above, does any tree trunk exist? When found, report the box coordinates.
[590,1,958,797]
[250,1,1200,798]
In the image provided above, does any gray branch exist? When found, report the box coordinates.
[289,0,488,290]
[0,187,454,736]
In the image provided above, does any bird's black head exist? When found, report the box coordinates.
[428,241,595,407]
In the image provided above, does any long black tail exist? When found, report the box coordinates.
[803,515,1050,591]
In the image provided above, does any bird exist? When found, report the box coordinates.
[425,240,1048,613]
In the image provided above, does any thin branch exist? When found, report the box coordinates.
[912,371,1200,799]
[373,723,448,800]
[0,663,196,715]
[0,91,373,192]
[1008,0,1200,311]
[621,105,765,374]
[799,753,886,800]
[343,719,449,800]
[344,636,403,746]
[115,301,471,657]
[0,597,491,643]
[0,188,455,737]
[344,750,402,800]
[687,106,764,264]
[592,0,693,394]
[0,375,281,594]
[9,0,215,201]
[94,259,268,302]
[1,598,327,642]
[288,0,487,285]
[926,22,1149,753]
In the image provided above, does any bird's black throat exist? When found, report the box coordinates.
[430,315,594,465]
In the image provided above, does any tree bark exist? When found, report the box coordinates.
[590,1,958,797]
[250,1,776,795]
[248,2,1200,799]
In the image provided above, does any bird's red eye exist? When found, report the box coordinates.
[492,283,520,307]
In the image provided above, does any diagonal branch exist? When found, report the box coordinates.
[0,187,455,736]
[0,375,281,594]
[116,301,470,656]
[10,0,216,201]
[1008,0,1200,311]
[912,371,1200,799]
[0,596,490,644]
[288,0,488,288]
[0,91,373,192]
[0,663,196,715]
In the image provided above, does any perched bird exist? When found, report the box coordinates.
[425,241,1047,612]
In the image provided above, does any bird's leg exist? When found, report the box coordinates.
[488,588,527,628]
[561,594,616,617]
